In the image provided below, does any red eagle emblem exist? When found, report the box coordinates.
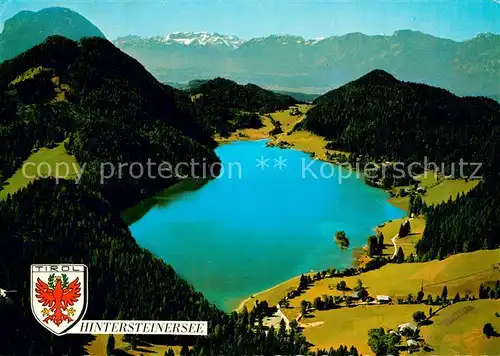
[35,274,81,326]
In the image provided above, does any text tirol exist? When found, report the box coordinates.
[32,265,86,272]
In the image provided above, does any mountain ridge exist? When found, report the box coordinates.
[0,7,106,62]
[114,28,500,98]
[115,29,499,47]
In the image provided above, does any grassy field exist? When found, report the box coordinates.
[301,299,500,355]
[376,216,426,257]
[215,115,274,142]
[277,130,334,161]
[215,104,313,143]
[9,66,52,86]
[302,303,424,354]
[419,299,500,355]
[269,104,350,161]
[0,141,80,200]
[268,104,312,131]
[239,249,500,321]
[215,104,352,163]
[86,302,500,355]
[238,275,303,312]
[389,175,479,212]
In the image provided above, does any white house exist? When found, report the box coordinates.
[398,322,418,333]
[376,295,391,304]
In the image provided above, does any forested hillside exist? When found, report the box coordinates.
[417,175,500,260]
[301,69,500,173]
[1,179,352,355]
[0,35,218,209]
[191,77,298,136]
[300,69,500,260]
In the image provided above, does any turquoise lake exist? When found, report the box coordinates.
[128,139,405,311]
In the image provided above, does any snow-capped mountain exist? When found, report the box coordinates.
[243,35,323,46]
[114,32,327,49]
[119,31,246,49]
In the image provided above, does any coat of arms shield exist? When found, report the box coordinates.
[30,264,88,335]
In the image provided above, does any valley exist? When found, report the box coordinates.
[238,249,500,354]
[0,4,499,355]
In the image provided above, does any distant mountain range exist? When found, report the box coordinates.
[0,7,498,99]
[166,79,320,102]
[115,30,500,98]
[0,7,105,62]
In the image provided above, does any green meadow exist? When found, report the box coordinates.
[0,141,80,200]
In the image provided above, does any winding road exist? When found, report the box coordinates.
[391,233,400,258]
[276,305,290,329]
[392,218,413,258]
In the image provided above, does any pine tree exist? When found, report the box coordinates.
[368,235,379,257]
[180,345,190,356]
[441,286,448,304]
[377,232,384,251]
[417,289,424,303]
[398,223,405,237]
[130,336,137,351]
[278,319,287,342]
[395,247,405,263]
[106,335,115,356]
[313,297,322,311]
[479,283,487,299]
[300,300,308,315]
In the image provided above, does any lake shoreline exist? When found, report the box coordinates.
[234,275,300,312]
[227,129,407,311]
[234,216,399,312]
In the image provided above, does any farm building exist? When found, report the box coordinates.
[376,295,391,303]
[398,322,418,334]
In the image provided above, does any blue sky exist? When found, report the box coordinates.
[1,0,499,40]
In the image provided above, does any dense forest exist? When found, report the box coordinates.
[190,77,298,136]
[416,175,500,260]
[0,35,358,355]
[300,69,500,175]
